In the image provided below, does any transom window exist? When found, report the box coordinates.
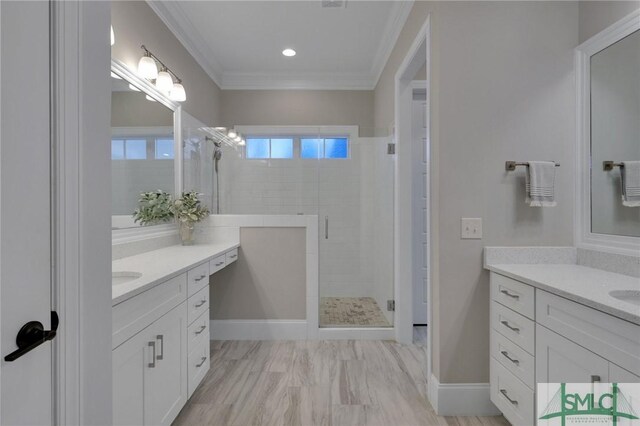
[245,136,348,159]
[111,137,174,160]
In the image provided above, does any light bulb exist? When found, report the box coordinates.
[137,54,158,80]
[155,69,173,93]
[169,82,186,102]
[282,48,296,57]
[239,139,246,146]
[110,25,115,46]
[234,135,242,142]
[227,129,237,139]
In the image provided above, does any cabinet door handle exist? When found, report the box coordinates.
[148,342,156,368]
[591,375,601,383]
[195,300,207,308]
[196,356,207,368]
[500,389,518,406]
[500,320,520,333]
[500,289,519,299]
[501,350,520,366]
[156,335,164,360]
[195,325,207,335]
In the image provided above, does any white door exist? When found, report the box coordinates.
[1,1,54,425]
[411,89,428,325]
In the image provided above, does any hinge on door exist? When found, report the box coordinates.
[387,300,395,311]
[387,143,396,155]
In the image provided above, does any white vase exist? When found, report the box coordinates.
[179,221,195,246]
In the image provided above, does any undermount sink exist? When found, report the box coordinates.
[112,271,142,286]
[609,290,640,306]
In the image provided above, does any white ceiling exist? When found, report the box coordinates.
[148,1,413,90]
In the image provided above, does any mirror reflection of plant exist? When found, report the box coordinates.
[171,191,209,224]
[133,190,174,225]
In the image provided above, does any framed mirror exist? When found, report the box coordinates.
[110,59,182,238]
[576,10,640,254]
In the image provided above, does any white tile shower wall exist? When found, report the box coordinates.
[218,138,394,315]
[112,160,174,215]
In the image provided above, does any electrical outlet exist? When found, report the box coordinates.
[461,218,482,239]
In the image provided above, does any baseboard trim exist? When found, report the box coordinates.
[210,320,307,340]
[428,374,500,416]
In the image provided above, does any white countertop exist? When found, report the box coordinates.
[112,241,239,306]
[486,264,640,325]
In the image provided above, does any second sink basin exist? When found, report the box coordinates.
[112,271,142,286]
[609,290,640,306]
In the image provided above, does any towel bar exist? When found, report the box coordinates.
[505,161,560,171]
[603,161,624,171]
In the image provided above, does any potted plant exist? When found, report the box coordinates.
[132,190,174,226]
[171,191,209,245]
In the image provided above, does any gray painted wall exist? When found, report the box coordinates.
[374,1,579,384]
[211,228,306,320]
[579,1,640,43]
[111,1,222,126]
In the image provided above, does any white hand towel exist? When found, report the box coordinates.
[621,161,640,207]
[525,161,556,207]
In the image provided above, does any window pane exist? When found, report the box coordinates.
[246,138,270,159]
[301,138,323,159]
[270,138,293,159]
[324,138,348,159]
[111,139,124,160]
[125,139,147,159]
[155,138,174,159]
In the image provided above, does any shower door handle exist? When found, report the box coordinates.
[325,216,329,240]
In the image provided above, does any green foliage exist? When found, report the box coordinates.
[133,190,174,226]
[171,191,209,224]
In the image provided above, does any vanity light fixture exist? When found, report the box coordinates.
[214,127,227,132]
[137,45,187,101]
[282,48,296,57]
[239,138,246,146]
[227,129,237,139]
[234,135,242,143]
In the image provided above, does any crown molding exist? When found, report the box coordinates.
[147,0,413,90]
[146,0,224,87]
[370,0,414,88]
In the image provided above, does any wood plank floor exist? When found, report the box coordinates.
[173,340,508,426]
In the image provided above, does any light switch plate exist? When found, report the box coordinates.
[461,218,482,239]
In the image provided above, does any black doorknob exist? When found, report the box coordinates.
[4,311,58,362]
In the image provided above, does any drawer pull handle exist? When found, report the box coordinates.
[591,375,601,383]
[156,335,164,361]
[195,274,207,282]
[500,289,519,299]
[215,262,224,267]
[195,300,207,308]
[196,356,207,368]
[148,342,156,368]
[195,325,207,335]
[500,389,518,406]
[228,254,237,259]
[500,320,520,333]
[501,350,519,366]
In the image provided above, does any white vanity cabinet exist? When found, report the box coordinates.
[489,271,640,426]
[112,245,239,425]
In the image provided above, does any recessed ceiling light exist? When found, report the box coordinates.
[282,48,296,57]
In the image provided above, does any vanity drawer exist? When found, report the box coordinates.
[187,309,209,353]
[225,248,238,265]
[491,329,535,389]
[491,301,535,355]
[209,255,226,275]
[188,285,209,325]
[187,262,210,297]
[188,336,210,397]
[536,290,640,376]
[112,273,187,349]
[491,273,535,320]
[490,358,534,426]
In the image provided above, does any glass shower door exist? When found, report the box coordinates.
[318,134,394,328]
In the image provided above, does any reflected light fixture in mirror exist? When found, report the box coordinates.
[170,80,186,102]
[227,129,237,139]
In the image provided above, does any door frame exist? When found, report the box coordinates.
[51,2,112,424]
[394,12,432,375]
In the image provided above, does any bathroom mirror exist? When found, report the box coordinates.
[110,60,181,231]
[577,12,640,253]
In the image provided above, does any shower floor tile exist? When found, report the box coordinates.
[320,296,391,327]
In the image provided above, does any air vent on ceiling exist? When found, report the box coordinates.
[322,0,346,8]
